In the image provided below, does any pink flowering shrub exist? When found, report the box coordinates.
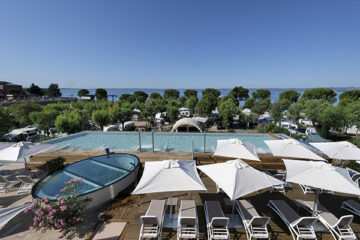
[24,178,89,235]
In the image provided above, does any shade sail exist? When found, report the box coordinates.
[0,142,55,164]
[0,203,32,227]
[284,159,360,195]
[264,139,325,161]
[311,141,360,161]
[197,159,283,200]
[213,139,260,161]
[132,160,206,195]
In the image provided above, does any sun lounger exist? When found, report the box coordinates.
[351,174,360,187]
[139,200,166,240]
[16,175,36,194]
[342,200,360,217]
[204,201,230,240]
[268,200,318,240]
[236,200,270,240]
[298,200,355,240]
[0,176,20,193]
[177,200,199,240]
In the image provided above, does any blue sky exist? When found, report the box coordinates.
[0,0,359,89]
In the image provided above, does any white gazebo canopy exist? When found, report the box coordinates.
[171,118,203,132]
[132,160,206,195]
[311,141,360,161]
[198,159,283,201]
[214,139,260,161]
[264,139,325,161]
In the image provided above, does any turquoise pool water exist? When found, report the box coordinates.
[47,132,274,153]
[33,154,139,200]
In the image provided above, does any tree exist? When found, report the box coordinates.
[177,96,187,107]
[27,83,44,97]
[279,90,300,103]
[196,96,213,117]
[251,98,271,114]
[218,98,237,126]
[202,88,221,98]
[95,88,108,101]
[166,106,179,123]
[303,99,331,129]
[91,110,110,129]
[150,92,162,99]
[286,102,304,121]
[0,107,15,136]
[339,90,360,102]
[77,89,89,97]
[9,102,42,126]
[133,91,148,103]
[30,109,59,135]
[47,83,62,98]
[270,102,284,123]
[228,86,249,105]
[187,96,198,112]
[184,89,198,99]
[119,93,136,103]
[110,107,132,124]
[143,98,166,120]
[252,89,271,101]
[243,98,256,109]
[318,105,347,137]
[347,102,360,135]
[55,111,83,134]
[164,89,180,100]
[301,88,337,103]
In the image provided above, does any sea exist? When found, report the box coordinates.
[60,87,359,104]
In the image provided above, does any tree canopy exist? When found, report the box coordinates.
[164,89,180,99]
[339,89,360,102]
[27,83,44,96]
[279,90,300,103]
[218,97,237,126]
[47,83,62,98]
[301,88,337,103]
[184,89,198,99]
[228,86,249,105]
[55,111,83,134]
[95,88,108,101]
[92,109,110,129]
[133,91,148,103]
[77,89,89,97]
[9,102,42,126]
[252,89,270,101]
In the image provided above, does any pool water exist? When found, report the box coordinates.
[47,132,274,153]
[33,154,139,200]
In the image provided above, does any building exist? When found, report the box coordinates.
[178,107,192,117]
[0,81,23,100]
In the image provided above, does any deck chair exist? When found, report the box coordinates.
[299,184,317,194]
[268,200,318,240]
[139,200,166,240]
[351,174,360,187]
[177,200,199,240]
[236,200,270,240]
[16,175,36,194]
[342,200,360,217]
[204,201,230,240]
[300,200,356,240]
[0,176,20,193]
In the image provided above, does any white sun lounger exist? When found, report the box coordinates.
[236,200,270,240]
[16,175,36,194]
[298,200,356,240]
[299,185,334,195]
[342,200,360,217]
[0,176,20,193]
[268,200,318,240]
[204,201,230,240]
[139,200,166,240]
[177,200,199,240]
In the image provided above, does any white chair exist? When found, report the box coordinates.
[177,200,199,240]
[139,200,166,240]
[203,201,229,240]
[0,176,20,193]
[16,175,36,194]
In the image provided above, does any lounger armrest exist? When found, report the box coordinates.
[140,215,158,225]
[291,216,318,227]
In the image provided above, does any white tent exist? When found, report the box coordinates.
[197,159,283,201]
[214,139,260,161]
[284,159,360,195]
[0,142,55,164]
[311,141,360,161]
[132,160,206,195]
[264,139,325,161]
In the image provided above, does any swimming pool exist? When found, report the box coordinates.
[32,153,140,208]
[47,132,274,153]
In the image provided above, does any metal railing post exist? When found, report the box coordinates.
[203,131,206,152]
[152,128,155,152]
[138,129,142,152]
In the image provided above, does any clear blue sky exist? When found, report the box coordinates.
[0,0,359,89]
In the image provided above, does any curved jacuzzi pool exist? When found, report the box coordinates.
[32,153,140,208]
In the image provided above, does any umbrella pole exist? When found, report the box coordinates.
[232,200,235,214]
[313,188,320,216]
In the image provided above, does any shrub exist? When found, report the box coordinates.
[256,123,290,135]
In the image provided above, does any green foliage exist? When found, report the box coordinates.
[109,106,132,123]
[27,83,44,96]
[303,99,331,127]
[347,101,360,129]
[0,107,14,136]
[218,98,237,126]
[339,89,360,102]
[184,89,198,99]
[91,110,110,129]
[119,93,136,103]
[164,89,180,99]
[252,89,271,101]
[251,98,271,114]
[30,109,59,135]
[167,106,179,122]
[196,96,214,117]
[150,92,162,99]
[279,90,300,103]
[133,91,148,103]
[301,88,337,103]
[270,102,284,122]
[243,98,256,109]
[286,102,304,121]
[7,88,23,95]
[9,102,42,126]
[177,96,187,107]
[143,98,166,120]
[77,89,89,97]
[55,111,83,134]
[187,96,198,112]
[256,123,290,135]
[47,83,62,98]
[228,86,249,105]
[95,88,107,101]
[202,88,220,98]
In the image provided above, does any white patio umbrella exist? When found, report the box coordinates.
[213,139,260,161]
[264,139,325,161]
[198,159,284,212]
[283,159,360,213]
[0,203,32,227]
[0,141,56,164]
[311,141,360,161]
